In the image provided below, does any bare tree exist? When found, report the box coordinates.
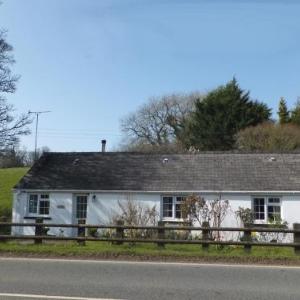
[0,145,50,168]
[0,30,31,150]
[0,30,18,94]
[120,92,201,151]
[0,99,31,150]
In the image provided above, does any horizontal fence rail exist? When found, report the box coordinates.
[1,219,300,254]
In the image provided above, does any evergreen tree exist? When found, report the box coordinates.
[278,97,290,124]
[185,79,271,150]
[290,100,300,126]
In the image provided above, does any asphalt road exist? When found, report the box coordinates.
[0,258,300,300]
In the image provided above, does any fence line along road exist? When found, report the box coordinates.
[1,219,300,254]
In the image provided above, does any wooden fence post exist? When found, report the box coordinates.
[243,223,252,253]
[202,221,210,250]
[77,219,86,246]
[157,221,165,248]
[115,220,124,245]
[35,218,44,244]
[293,223,300,255]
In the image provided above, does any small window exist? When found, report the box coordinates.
[268,197,280,204]
[28,194,50,216]
[162,196,186,219]
[253,196,282,222]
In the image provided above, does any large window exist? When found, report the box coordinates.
[162,196,186,219]
[253,196,281,222]
[28,194,50,216]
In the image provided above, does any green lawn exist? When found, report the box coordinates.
[0,167,29,217]
[0,241,299,263]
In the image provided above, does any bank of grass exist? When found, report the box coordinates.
[0,167,29,217]
[0,241,299,264]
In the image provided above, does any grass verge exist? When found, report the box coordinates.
[0,241,300,265]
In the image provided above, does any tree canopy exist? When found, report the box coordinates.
[184,79,271,150]
[236,122,300,151]
[120,92,200,152]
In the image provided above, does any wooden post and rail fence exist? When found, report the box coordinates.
[1,219,300,254]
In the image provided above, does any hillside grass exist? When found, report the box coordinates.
[0,167,29,217]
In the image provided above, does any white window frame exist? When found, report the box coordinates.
[252,196,282,223]
[162,195,186,221]
[27,193,50,217]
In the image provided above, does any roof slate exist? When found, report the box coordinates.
[14,152,300,192]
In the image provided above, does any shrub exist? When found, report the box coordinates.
[181,194,230,241]
[235,207,254,226]
[257,218,289,243]
[111,199,158,240]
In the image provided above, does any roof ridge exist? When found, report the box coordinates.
[44,151,300,155]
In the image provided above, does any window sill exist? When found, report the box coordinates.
[253,222,287,229]
[24,216,52,220]
[162,218,184,222]
[162,218,191,225]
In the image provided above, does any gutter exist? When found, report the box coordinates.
[12,189,300,195]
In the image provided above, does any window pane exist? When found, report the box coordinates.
[29,195,38,213]
[174,197,185,219]
[163,197,173,218]
[39,200,50,215]
[253,198,265,220]
[76,196,87,219]
[176,197,186,202]
[268,197,280,204]
[175,204,182,219]
[268,205,281,221]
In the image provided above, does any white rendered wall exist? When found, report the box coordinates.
[87,193,161,225]
[12,191,300,238]
[11,192,27,235]
[281,195,300,225]
[11,192,73,236]
[45,193,73,237]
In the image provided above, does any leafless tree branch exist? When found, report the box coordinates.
[120,92,202,151]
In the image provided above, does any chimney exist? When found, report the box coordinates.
[101,139,106,152]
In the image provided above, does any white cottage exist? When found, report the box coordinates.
[12,150,300,237]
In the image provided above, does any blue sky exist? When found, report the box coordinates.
[0,0,299,152]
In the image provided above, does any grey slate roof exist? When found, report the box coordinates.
[14,152,300,192]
